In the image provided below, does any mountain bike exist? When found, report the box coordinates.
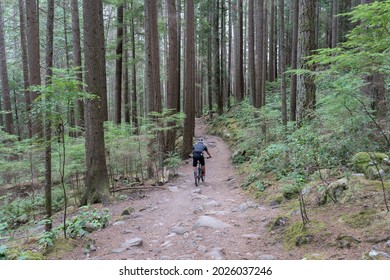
[194,156,211,186]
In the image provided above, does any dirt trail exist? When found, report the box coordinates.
[62,119,283,260]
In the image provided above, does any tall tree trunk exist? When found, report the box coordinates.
[182,0,195,158]
[331,0,338,48]
[359,0,387,120]
[166,0,179,153]
[235,0,244,102]
[19,0,31,138]
[0,0,14,134]
[339,0,352,43]
[268,0,276,82]
[123,21,130,124]
[255,0,265,108]
[81,0,110,206]
[220,0,226,110]
[248,0,256,105]
[227,0,232,108]
[114,4,124,124]
[207,10,213,117]
[176,0,182,113]
[290,0,298,121]
[131,3,138,133]
[279,0,287,126]
[44,0,54,232]
[63,1,75,137]
[71,0,84,135]
[297,0,316,121]
[26,0,42,137]
[214,0,223,115]
[144,0,164,177]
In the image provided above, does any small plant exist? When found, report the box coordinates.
[66,207,110,239]
[164,151,181,175]
[36,207,110,249]
[38,224,60,249]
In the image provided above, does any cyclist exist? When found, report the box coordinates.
[193,137,212,177]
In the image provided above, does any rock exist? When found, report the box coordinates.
[256,254,278,260]
[112,248,127,254]
[161,240,173,248]
[336,235,360,249]
[350,173,365,177]
[205,248,224,260]
[236,201,260,212]
[121,207,135,216]
[203,200,221,208]
[368,250,390,259]
[193,206,204,214]
[351,152,389,179]
[192,188,202,194]
[366,166,385,180]
[318,178,349,204]
[351,152,388,173]
[123,238,143,248]
[193,216,230,229]
[387,240,390,247]
[168,186,179,192]
[198,246,207,253]
[165,233,177,238]
[171,225,189,235]
[242,234,261,239]
[204,210,228,216]
[112,221,126,226]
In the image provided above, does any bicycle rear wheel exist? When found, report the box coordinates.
[194,167,199,186]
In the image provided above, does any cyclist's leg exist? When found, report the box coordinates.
[193,154,199,174]
[199,156,206,175]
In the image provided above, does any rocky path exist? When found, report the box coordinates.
[63,119,283,260]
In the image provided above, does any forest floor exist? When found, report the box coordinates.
[47,118,389,260]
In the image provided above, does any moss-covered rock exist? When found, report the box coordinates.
[121,206,135,216]
[351,152,388,174]
[365,166,385,180]
[283,221,326,249]
[44,238,79,259]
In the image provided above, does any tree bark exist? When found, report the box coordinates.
[166,0,179,153]
[18,0,31,138]
[290,0,299,121]
[44,0,54,232]
[331,0,338,48]
[248,0,256,105]
[114,4,124,124]
[214,0,223,114]
[297,0,316,121]
[144,0,164,177]
[71,0,84,134]
[255,0,265,108]
[235,0,244,102]
[0,0,14,134]
[268,0,276,82]
[26,0,42,137]
[359,0,387,120]
[182,0,195,158]
[131,3,138,133]
[278,0,287,126]
[81,0,110,206]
